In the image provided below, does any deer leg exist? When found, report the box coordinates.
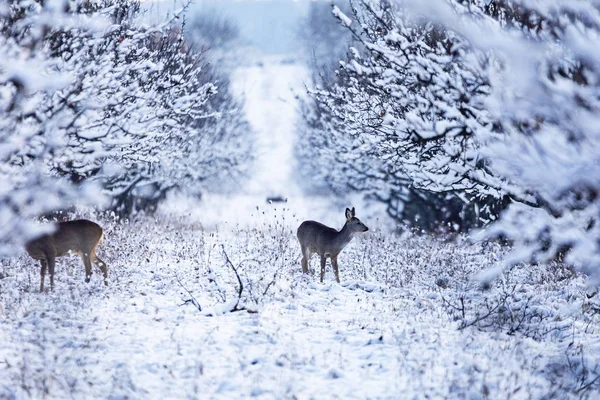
[332,255,340,283]
[82,253,93,283]
[301,247,309,274]
[39,259,47,293]
[47,257,55,291]
[94,255,109,286]
[320,255,327,283]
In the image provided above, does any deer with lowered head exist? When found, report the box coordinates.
[297,207,369,283]
[25,219,108,292]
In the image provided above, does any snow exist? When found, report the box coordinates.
[3,2,600,398]
[1,211,598,398]
[332,5,352,28]
[231,54,307,197]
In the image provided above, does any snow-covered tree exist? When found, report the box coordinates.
[404,0,600,279]
[298,0,505,230]
[454,0,600,280]
[183,10,254,196]
[298,0,353,83]
[302,0,600,278]
[0,0,252,253]
[0,0,108,255]
[295,1,359,198]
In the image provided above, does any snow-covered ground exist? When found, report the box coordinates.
[1,210,599,399]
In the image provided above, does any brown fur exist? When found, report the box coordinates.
[25,219,108,292]
[297,207,368,283]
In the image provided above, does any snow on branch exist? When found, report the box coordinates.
[332,5,352,27]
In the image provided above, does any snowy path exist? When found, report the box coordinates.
[176,55,343,229]
[230,55,308,197]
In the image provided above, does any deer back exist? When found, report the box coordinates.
[297,220,347,256]
[26,220,103,260]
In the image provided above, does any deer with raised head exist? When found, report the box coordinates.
[297,207,369,283]
[25,219,108,292]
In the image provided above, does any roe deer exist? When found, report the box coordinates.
[297,207,368,283]
[25,219,108,292]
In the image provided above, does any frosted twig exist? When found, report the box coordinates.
[221,244,244,312]
[176,273,202,312]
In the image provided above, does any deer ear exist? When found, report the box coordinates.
[345,208,352,219]
[352,207,356,217]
